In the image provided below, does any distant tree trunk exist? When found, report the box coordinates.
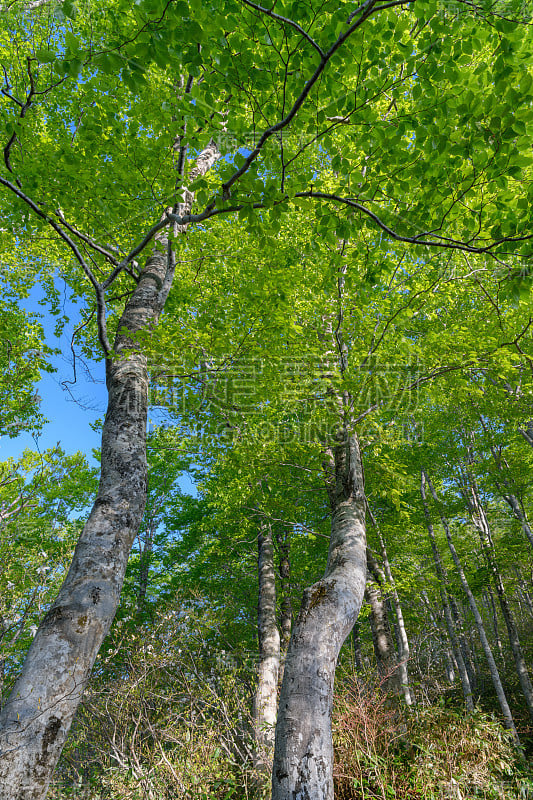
[449,595,477,693]
[272,431,367,800]
[253,521,281,772]
[0,616,5,708]
[513,566,533,618]
[352,620,363,673]
[365,548,404,698]
[368,508,413,705]
[421,591,457,683]
[519,420,533,449]
[365,577,400,696]
[483,587,504,659]
[501,491,533,551]
[0,140,220,800]
[420,591,458,685]
[460,468,533,724]
[420,471,474,712]
[276,528,292,685]
[443,648,456,684]
[424,471,520,746]
[137,520,155,613]
[478,414,533,552]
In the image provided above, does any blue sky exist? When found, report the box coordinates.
[1,284,197,494]
[1,286,107,465]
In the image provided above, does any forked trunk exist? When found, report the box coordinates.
[0,141,219,799]
[0,255,164,800]
[272,432,366,800]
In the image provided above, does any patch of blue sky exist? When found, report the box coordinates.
[0,282,107,466]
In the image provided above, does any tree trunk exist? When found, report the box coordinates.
[0,141,219,800]
[500,491,533,552]
[277,528,292,686]
[513,566,533,618]
[420,471,474,712]
[479,413,533,552]
[272,431,367,800]
[137,519,155,613]
[449,595,477,693]
[0,269,159,800]
[443,648,456,684]
[368,508,413,706]
[365,549,402,697]
[423,471,520,746]
[352,620,363,673]
[421,592,457,685]
[365,579,400,695]
[484,587,504,659]
[253,521,281,771]
[461,469,533,724]
[519,420,533,449]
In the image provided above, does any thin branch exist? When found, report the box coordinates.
[101,218,170,290]
[296,191,533,260]
[3,57,37,180]
[0,174,111,355]
[216,0,392,199]
[55,209,122,267]
[240,0,325,57]
[167,190,531,266]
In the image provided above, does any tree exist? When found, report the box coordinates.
[0,447,96,695]
[1,0,532,797]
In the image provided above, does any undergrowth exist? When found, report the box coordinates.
[334,672,532,800]
[47,617,532,800]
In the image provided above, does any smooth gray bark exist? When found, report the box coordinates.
[519,420,533,449]
[449,595,477,693]
[253,521,281,770]
[423,471,520,746]
[513,566,533,618]
[421,592,457,685]
[0,142,219,800]
[365,548,404,698]
[272,432,367,800]
[483,587,504,659]
[501,491,533,551]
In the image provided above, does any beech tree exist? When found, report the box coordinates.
[0,0,532,797]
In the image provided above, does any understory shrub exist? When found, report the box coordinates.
[333,671,532,800]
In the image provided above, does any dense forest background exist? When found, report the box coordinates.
[1,0,533,797]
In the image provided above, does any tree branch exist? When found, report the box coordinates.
[216,0,394,200]
[0,175,111,356]
[239,0,325,57]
